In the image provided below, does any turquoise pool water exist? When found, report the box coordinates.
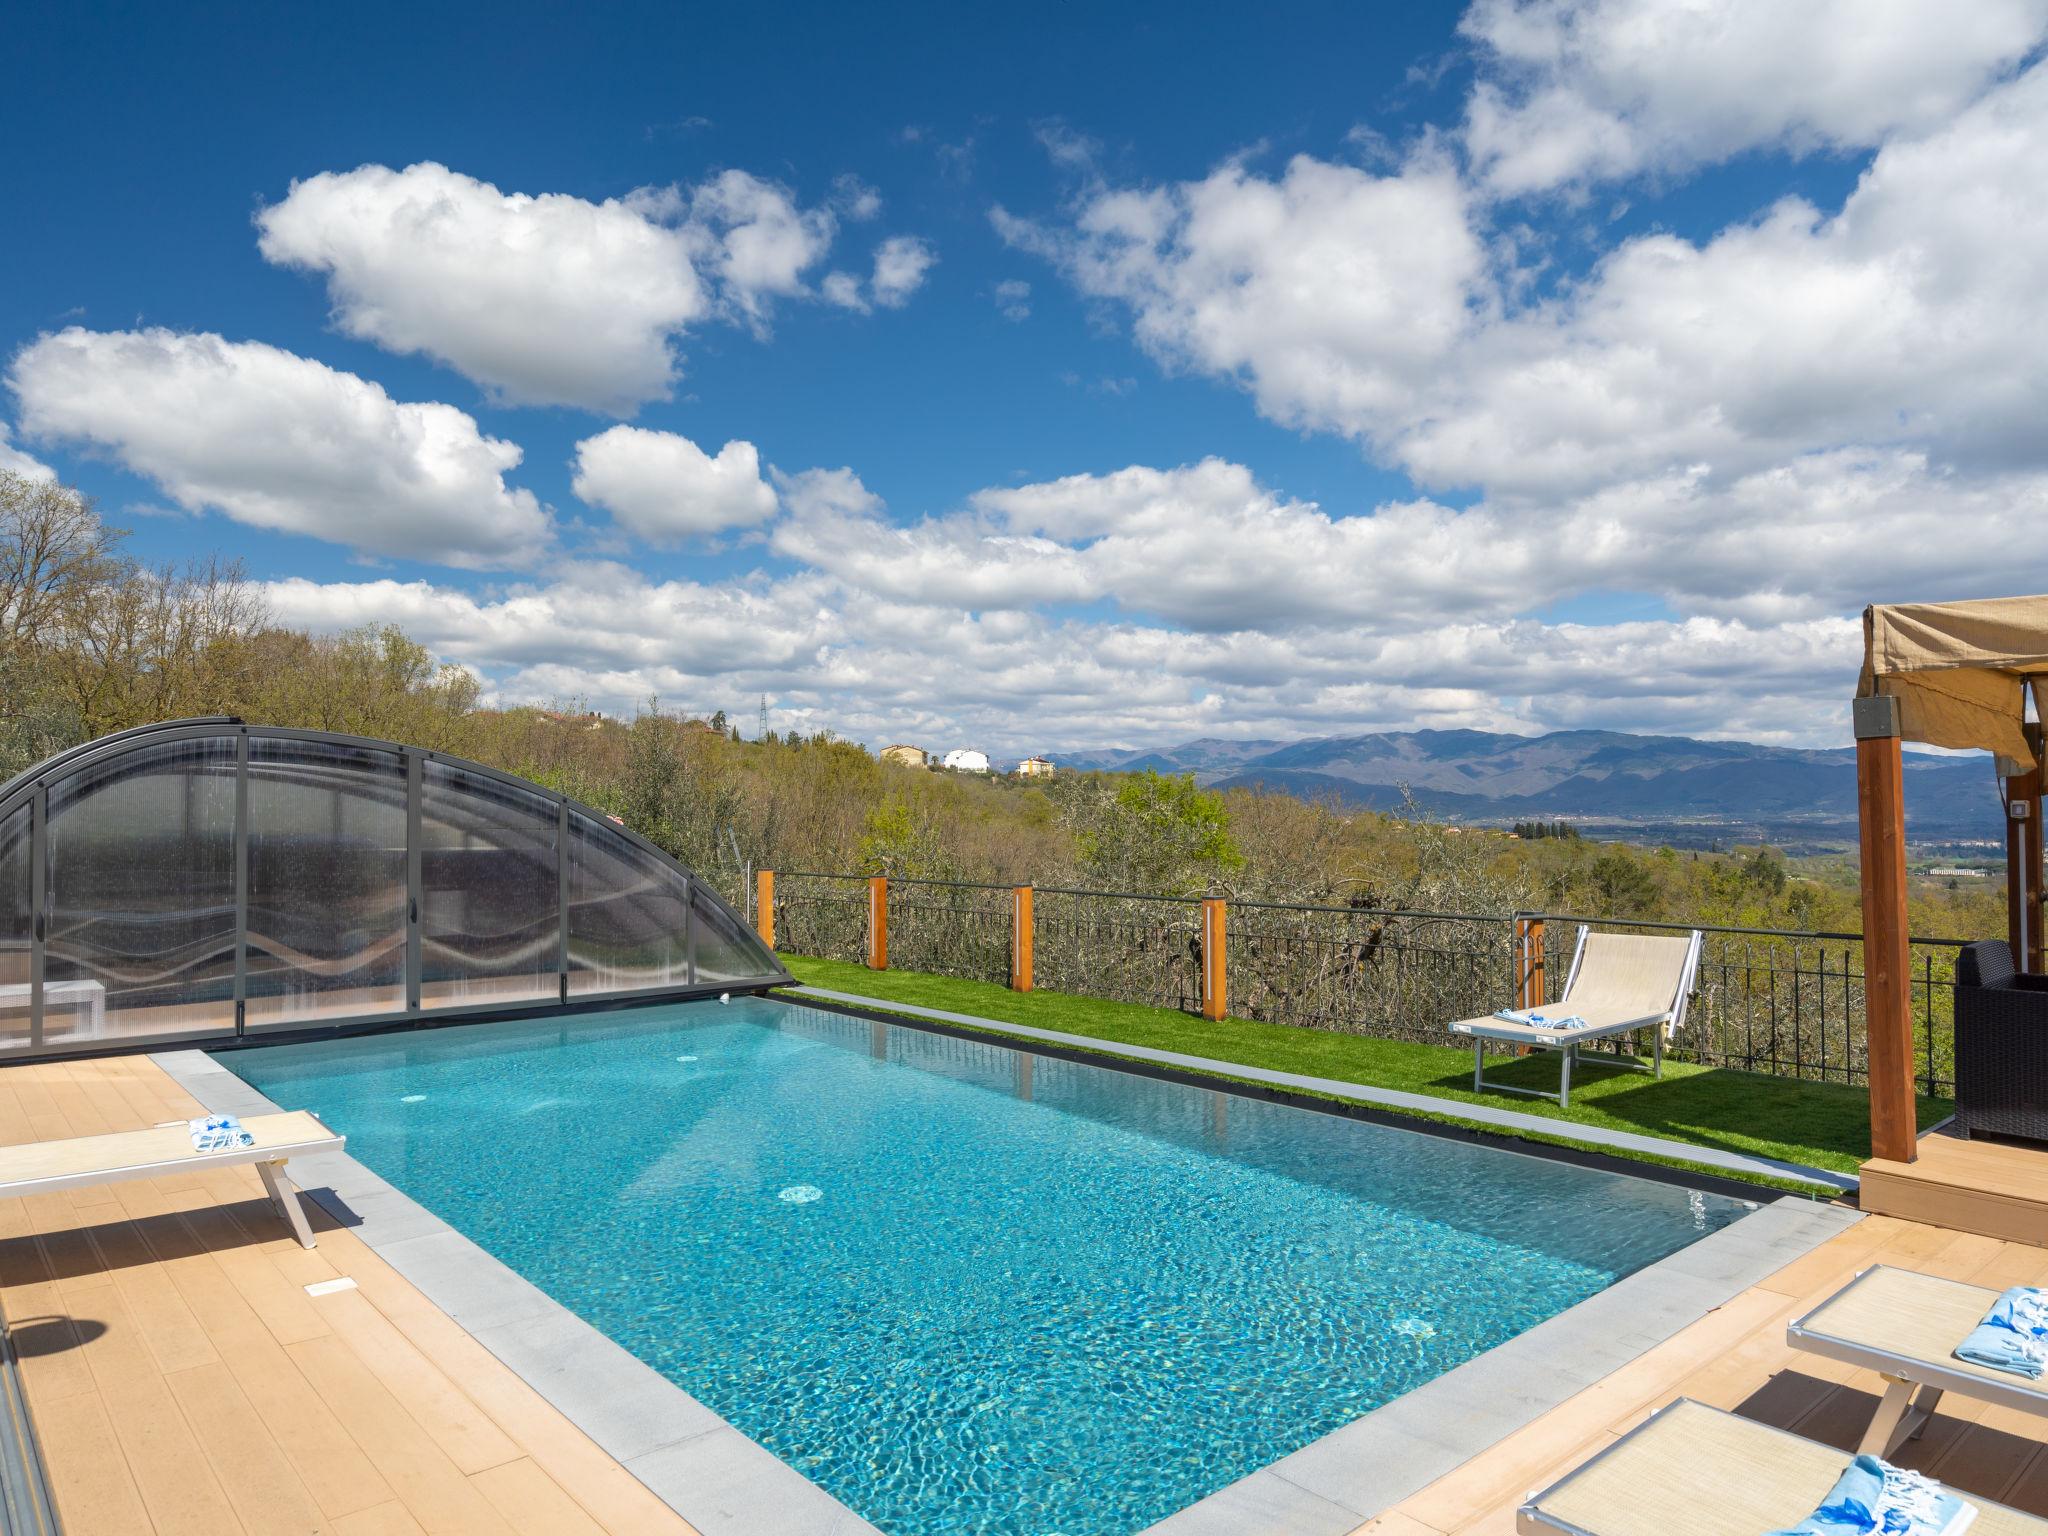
[229,998,1747,1535]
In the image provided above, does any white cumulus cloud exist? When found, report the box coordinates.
[257,162,708,415]
[1460,0,2048,195]
[0,422,53,481]
[8,328,550,568]
[1006,56,2048,501]
[871,235,936,307]
[571,426,779,541]
[995,150,1488,446]
[258,161,926,413]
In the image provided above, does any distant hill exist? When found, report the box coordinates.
[1052,728,2003,850]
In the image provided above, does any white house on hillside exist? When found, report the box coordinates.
[941,748,991,774]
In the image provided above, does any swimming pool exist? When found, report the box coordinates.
[227,996,1748,1535]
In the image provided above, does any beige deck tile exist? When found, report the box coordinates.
[0,1276,101,1403]
[286,1331,518,1536]
[471,1457,612,1536]
[31,1388,156,1535]
[337,1502,434,1536]
[95,1370,244,1535]
[166,1358,331,1535]
[314,1286,524,1475]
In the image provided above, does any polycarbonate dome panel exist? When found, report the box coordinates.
[0,720,786,1054]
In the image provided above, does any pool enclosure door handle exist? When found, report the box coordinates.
[409,897,418,925]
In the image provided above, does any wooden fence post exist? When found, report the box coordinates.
[755,870,775,948]
[867,875,889,970]
[1526,917,1546,1007]
[1011,885,1034,991]
[1201,898,1227,1021]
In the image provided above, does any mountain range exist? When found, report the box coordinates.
[1050,729,2005,850]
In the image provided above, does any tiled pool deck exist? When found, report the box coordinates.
[3,1038,2043,1536]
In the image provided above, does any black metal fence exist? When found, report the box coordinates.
[770,873,1970,1098]
[1033,887,1206,1013]
[887,879,1013,986]
[774,872,868,965]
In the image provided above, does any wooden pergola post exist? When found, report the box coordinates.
[1856,695,1918,1164]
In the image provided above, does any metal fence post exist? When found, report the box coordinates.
[1011,885,1034,991]
[868,875,889,970]
[756,869,776,948]
[1201,897,1227,1020]
[1513,915,1529,1006]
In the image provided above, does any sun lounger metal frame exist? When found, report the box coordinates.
[0,1110,344,1249]
[1787,1263,2048,1458]
[1451,926,1704,1108]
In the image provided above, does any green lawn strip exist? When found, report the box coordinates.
[778,954,1946,1185]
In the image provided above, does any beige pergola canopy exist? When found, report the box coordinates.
[1860,597,2048,768]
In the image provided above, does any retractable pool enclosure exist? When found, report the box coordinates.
[0,719,787,1057]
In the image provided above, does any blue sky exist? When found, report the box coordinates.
[5,1,2046,756]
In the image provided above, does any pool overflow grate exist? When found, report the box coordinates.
[0,1317,62,1535]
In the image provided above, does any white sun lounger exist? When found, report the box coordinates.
[0,1110,343,1249]
[1449,927,1703,1107]
[1518,1396,2048,1535]
[1787,1264,2048,1457]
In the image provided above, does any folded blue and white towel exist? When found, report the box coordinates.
[187,1114,254,1152]
[1955,1285,2048,1380]
[1767,1455,1975,1536]
[1489,1007,1588,1032]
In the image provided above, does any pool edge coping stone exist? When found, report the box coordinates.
[784,982,1859,1193]
[151,1046,887,1536]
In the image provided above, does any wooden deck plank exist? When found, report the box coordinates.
[314,1287,524,1476]
[29,1388,156,1535]
[471,1458,611,1536]
[165,1359,331,1536]
[285,1331,518,1536]
[337,1503,434,1536]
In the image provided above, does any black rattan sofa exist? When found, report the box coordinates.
[1953,938,2048,1142]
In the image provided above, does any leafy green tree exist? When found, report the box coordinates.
[1589,848,1661,918]
[857,793,952,878]
[1057,769,1243,894]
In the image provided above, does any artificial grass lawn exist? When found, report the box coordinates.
[779,954,1949,1184]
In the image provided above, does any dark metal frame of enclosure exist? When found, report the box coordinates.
[0,717,790,1062]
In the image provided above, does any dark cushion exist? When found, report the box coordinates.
[1957,939,2017,990]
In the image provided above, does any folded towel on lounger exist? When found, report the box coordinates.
[187,1114,254,1152]
[1488,1008,1588,1032]
[1955,1285,2048,1380]
[1766,1455,1975,1536]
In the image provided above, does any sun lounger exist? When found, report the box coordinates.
[1517,1396,2048,1534]
[0,1110,343,1249]
[1787,1264,2048,1457]
[1449,927,1703,1106]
